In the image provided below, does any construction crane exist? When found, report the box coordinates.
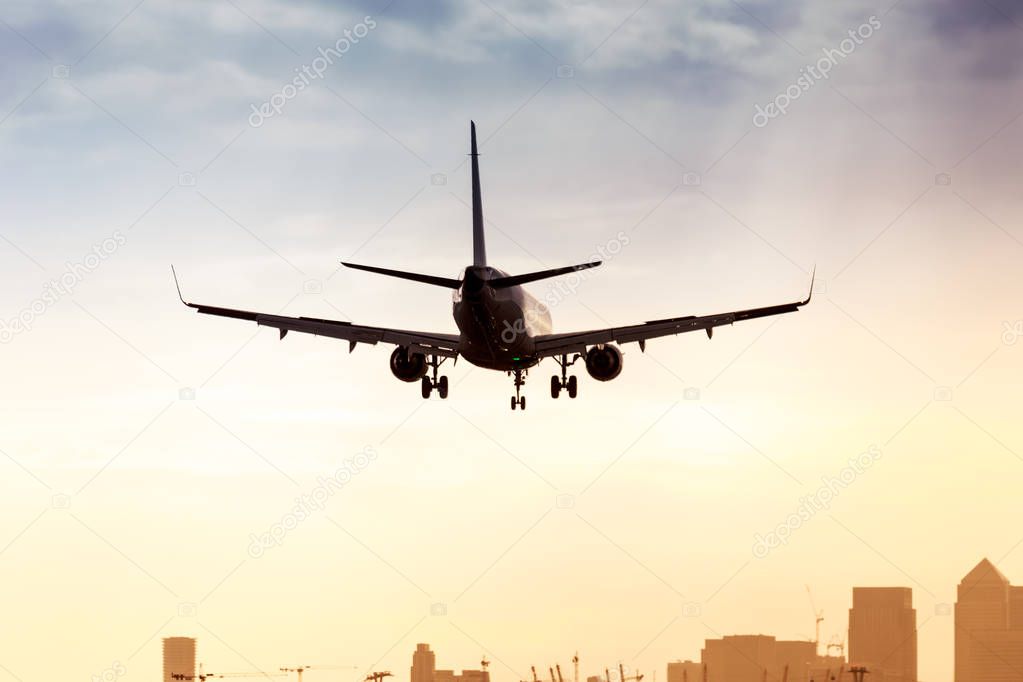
[826,635,846,659]
[572,654,579,682]
[532,666,541,682]
[172,670,283,681]
[366,672,394,682]
[619,664,643,682]
[556,664,565,682]
[281,666,359,682]
[805,585,824,656]
[482,658,490,672]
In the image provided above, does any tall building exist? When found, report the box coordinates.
[162,637,196,682]
[412,644,437,682]
[955,558,1023,682]
[702,634,817,682]
[411,644,489,682]
[848,587,916,682]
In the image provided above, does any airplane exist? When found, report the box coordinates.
[173,121,812,411]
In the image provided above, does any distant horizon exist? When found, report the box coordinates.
[3,2,1023,682]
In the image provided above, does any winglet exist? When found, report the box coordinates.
[171,265,189,306]
[800,265,815,306]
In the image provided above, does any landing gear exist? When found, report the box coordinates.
[420,354,449,399]
[550,353,580,399]
[510,368,527,410]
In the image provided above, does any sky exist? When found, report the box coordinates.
[1,1,1023,681]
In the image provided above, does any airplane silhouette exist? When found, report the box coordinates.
[174,122,812,410]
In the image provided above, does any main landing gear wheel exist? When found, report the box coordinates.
[420,354,450,399]
[551,353,580,400]
[510,367,527,410]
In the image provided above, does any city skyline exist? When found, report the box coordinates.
[3,1,1023,681]
[153,560,1023,682]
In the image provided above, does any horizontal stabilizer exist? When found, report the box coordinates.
[341,262,462,289]
[488,261,601,289]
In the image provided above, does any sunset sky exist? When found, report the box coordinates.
[2,1,1023,682]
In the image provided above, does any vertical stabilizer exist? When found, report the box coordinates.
[470,121,486,266]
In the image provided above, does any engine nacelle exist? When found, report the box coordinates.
[390,346,427,382]
[585,344,623,381]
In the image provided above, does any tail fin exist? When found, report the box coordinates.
[470,121,486,267]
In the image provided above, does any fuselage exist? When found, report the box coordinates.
[452,265,552,370]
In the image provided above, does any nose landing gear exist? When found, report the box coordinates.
[510,368,527,410]
[420,354,450,399]
[550,353,580,399]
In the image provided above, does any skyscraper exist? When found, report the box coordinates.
[162,637,196,682]
[412,643,437,682]
[955,558,1023,682]
[847,587,916,682]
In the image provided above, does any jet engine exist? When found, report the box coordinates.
[585,344,623,381]
[389,346,428,382]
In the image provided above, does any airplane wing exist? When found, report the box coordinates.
[173,267,460,358]
[532,275,813,358]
